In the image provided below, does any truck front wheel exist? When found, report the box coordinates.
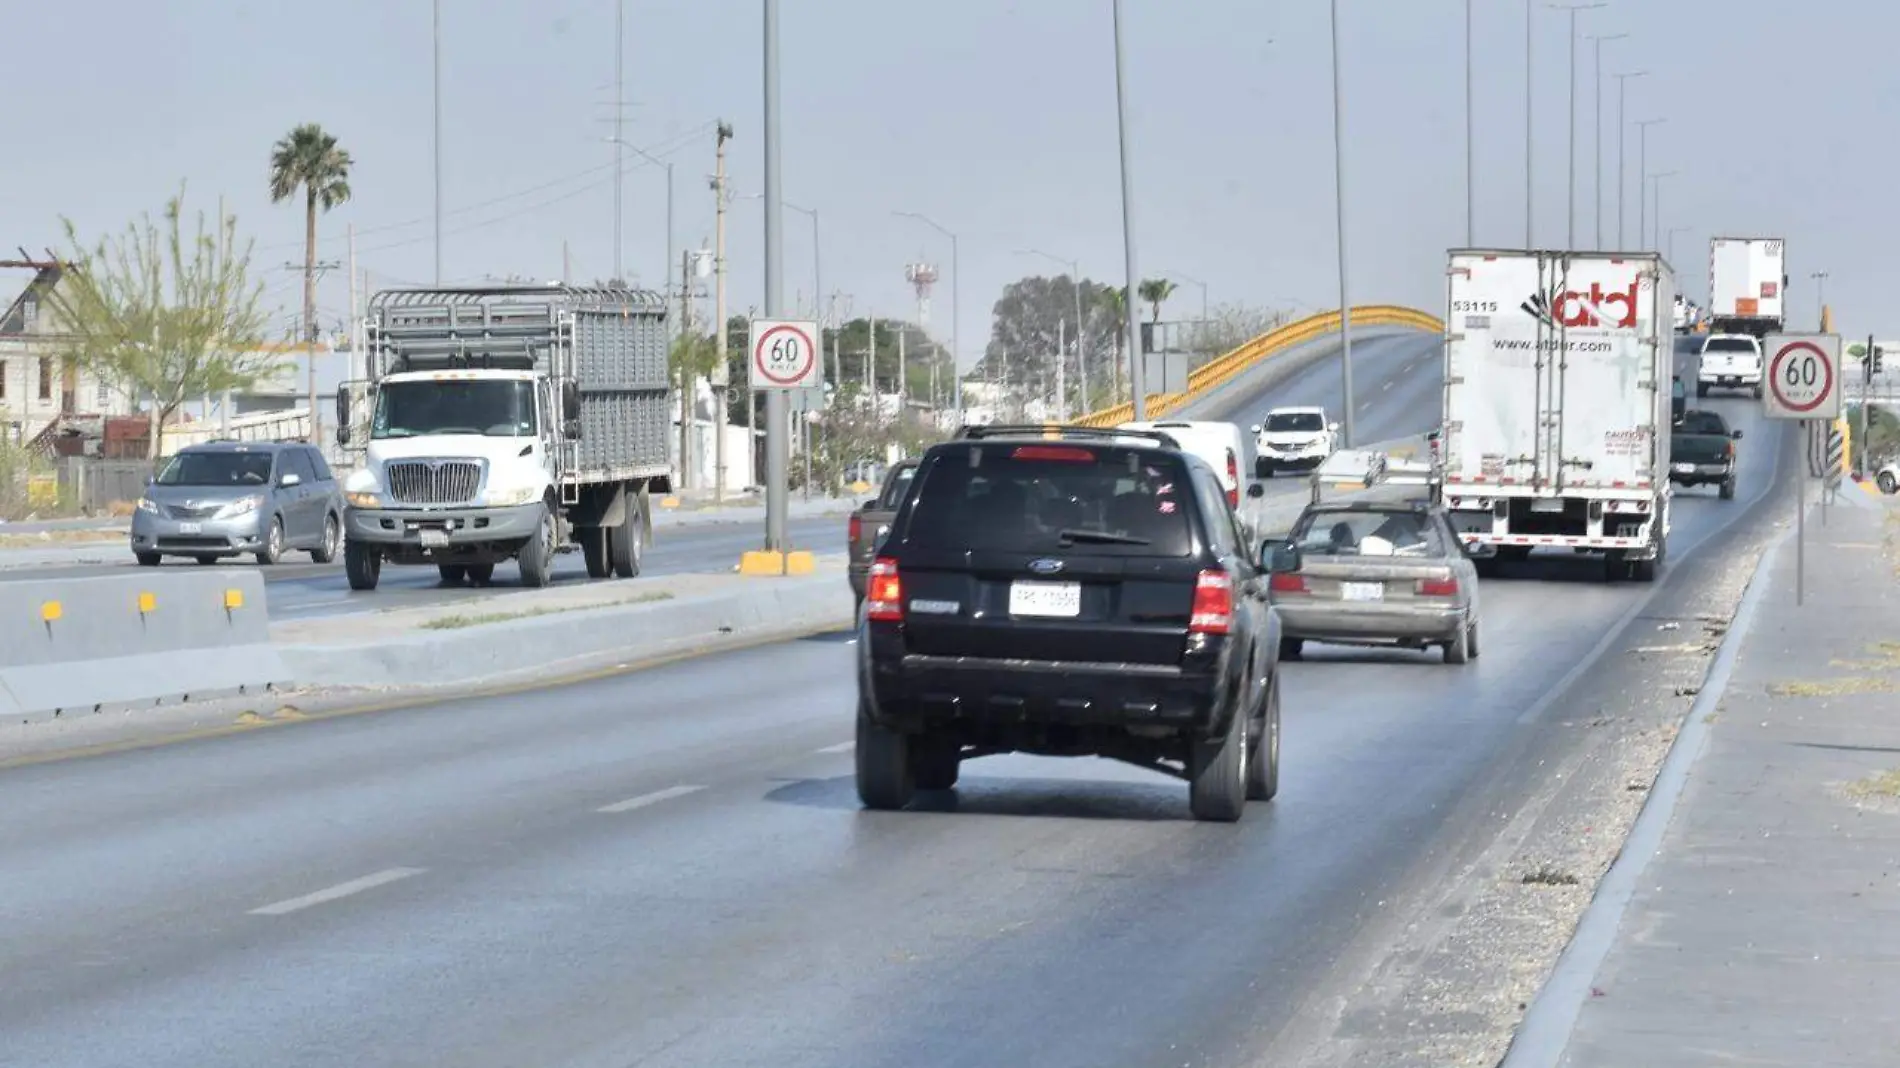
[517,504,556,588]
[344,540,382,591]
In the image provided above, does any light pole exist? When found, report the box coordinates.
[612,0,624,282]
[1525,0,1534,246]
[1550,2,1606,248]
[1811,270,1829,324]
[1331,0,1355,447]
[1465,0,1475,246]
[1017,248,1087,418]
[1589,32,1627,249]
[760,0,788,555]
[1634,118,1665,247]
[1648,170,1677,249]
[432,0,443,283]
[1113,0,1148,421]
[604,137,674,307]
[894,211,961,426]
[1613,71,1648,247]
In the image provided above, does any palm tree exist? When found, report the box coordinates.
[1099,286,1129,402]
[269,124,353,434]
[1138,278,1178,323]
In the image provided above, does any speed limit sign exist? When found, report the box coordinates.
[1762,333,1841,420]
[748,318,821,391]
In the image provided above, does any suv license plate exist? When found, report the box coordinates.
[419,528,451,549]
[1340,582,1383,602]
[1010,580,1081,618]
[1674,462,1696,474]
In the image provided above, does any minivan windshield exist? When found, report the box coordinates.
[372,380,537,439]
[1265,412,1325,433]
[904,444,1193,557]
[155,451,274,486]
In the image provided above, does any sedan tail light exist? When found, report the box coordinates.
[1416,576,1460,597]
[866,557,905,621]
[1189,570,1234,635]
[1268,572,1307,594]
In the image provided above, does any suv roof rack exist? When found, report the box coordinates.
[953,424,1183,450]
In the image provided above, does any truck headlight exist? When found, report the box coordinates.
[345,491,383,509]
[482,484,540,508]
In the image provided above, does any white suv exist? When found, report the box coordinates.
[1696,334,1764,399]
[1251,406,1338,477]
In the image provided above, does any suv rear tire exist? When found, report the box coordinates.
[912,737,961,791]
[855,699,915,810]
[1188,706,1248,822]
[1246,681,1281,802]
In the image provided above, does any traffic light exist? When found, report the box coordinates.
[1874,346,1886,375]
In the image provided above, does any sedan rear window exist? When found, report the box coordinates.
[903,444,1193,557]
[1291,509,1444,558]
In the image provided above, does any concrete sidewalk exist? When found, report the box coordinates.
[1524,487,1900,1066]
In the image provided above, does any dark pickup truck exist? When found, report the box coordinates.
[848,459,919,609]
[1669,409,1743,500]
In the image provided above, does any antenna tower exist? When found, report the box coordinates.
[905,262,939,328]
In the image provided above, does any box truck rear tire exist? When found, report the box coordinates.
[579,526,610,578]
[610,498,643,578]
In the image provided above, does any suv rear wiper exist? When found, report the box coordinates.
[1057,528,1151,546]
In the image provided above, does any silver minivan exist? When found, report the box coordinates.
[130,441,345,566]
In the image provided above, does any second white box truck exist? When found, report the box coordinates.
[1438,250,1675,583]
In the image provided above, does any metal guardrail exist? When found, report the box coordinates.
[1071,305,1444,428]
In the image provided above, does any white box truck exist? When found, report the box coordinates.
[334,284,673,591]
[1438,250,1675,582]
[1707,236,1786,337]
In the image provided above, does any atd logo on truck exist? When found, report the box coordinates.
[1520,279,1641,329]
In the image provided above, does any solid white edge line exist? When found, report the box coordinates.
[1498,506,1791,1068]
[814,741,855,754]
[596,783,706,814]
[249,867,426,916]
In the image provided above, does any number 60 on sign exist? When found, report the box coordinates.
[748,319,821,391]
[1761,333,1841,421]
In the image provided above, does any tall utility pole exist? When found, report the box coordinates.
[1648,170,1677,249]
[679,249,696,493]
[1552,2,1606,249]
[344,223,357,439]
[1589,32,1627,249]
[1525,0,1534,247]
[1465,0,1475,246]
[712,122,733,501]
[1113,0,1147,420]
[1812,271,1829,325]
[1613,71,1647,247]
[1331,0,1355,447]
[433,0,443,283]
[1054,317,1066,420]
[612,0,625,282]
[761,0,788,554]
[1635,118,1664,246]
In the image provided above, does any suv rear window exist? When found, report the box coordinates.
[903,443,1194,557]
[1703,337,1758,353]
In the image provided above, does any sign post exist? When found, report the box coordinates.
[1762,332,1843,607]
[747,317,820,571]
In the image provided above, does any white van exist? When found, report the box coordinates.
[1118,420,1251,510]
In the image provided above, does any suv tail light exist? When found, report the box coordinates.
[866,557,904,621]
[1417,575,1460,597]
[1226,450,1240,508]
[1190,570,1234,635]
[1268,572,1307,594]
[848,512,862,546]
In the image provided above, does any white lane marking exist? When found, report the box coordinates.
[596,783,705,814]
[249,867,426,916]
[815,741,855,754]
[1382,380,1394,391]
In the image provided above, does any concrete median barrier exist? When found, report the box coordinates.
[275,559,856,691]
[0,570,288,722]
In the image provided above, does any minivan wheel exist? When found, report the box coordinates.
[1189,704,1248,822]
[1246,681,1281,802]
[135,552,161,567]
[855,698,915,811]
[255,517,284,566]
[311,514,340,563]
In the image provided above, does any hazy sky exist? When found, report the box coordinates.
[5,0,1896,368]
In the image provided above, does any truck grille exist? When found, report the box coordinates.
[385,460,483,505]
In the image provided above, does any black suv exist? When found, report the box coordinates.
[853,425,1302,822]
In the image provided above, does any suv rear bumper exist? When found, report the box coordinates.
[863,653,1231,740]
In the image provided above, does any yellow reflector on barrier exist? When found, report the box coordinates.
[40,600,62,622]
[224,588,244,610]
[138,591,157,614]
